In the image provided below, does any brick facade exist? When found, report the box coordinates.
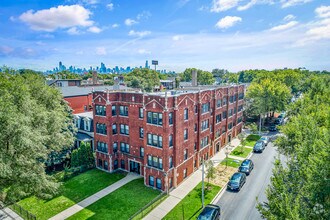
[64,94,92,114]
[93,85,244,191]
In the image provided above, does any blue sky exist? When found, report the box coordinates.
[0,0,329,72]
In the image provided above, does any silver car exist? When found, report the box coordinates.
[259,136,270,146]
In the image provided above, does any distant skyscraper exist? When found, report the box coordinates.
[100,62,106,73]
[145,60,149,69]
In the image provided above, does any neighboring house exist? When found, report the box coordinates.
[93,84,245,191]
[74,111,94,149]
[160,79,175,90]
[47,79,82,87]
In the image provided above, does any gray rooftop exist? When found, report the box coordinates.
[59,85,133,97]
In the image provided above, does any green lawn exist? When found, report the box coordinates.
[17,169,126,220]
[132,194,169,220]
[230,146,253,158]
[220,158,242,168]
[67,178,160,220]
[163,182,220,220]
[244,134,261,147]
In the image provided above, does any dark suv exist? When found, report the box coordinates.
[227,172,247,191]
[238,159,254,175]
[197,204,221,220]
[253,141,265,153]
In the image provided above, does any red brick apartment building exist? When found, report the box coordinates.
[93,85,244,191]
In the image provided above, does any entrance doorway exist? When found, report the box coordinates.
[216,143,220,152]
[228,134,232,143]
[129,161,141,175]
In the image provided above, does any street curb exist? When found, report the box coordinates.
[211,151,254,204]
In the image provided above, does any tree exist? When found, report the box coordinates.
[257,76,330,219]
[0,70,75,204]
[70,142,95,169]
[180,68,215,85]
[124,68,160,92]
[205,160,216,186]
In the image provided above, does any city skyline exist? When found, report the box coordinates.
[0,0,330,72]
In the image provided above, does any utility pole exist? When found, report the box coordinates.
[202,158,205,208]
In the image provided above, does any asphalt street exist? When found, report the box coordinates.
[215,135,284,220]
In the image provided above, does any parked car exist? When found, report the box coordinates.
[227,172,247,191]
[238,159,254,175]
[259,136,270,146]
[269,124,277,132]
[197,204,221,220]
[253,141,265,153]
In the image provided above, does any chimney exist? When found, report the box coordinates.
[92,71,98,85]
[192,69,197,86]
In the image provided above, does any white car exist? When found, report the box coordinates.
[259,136,270,146]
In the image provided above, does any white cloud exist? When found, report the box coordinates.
[315,6,330,18]
[112,23,119,28]
[106,3,114,11]
[172,35,184,41]
[270,21,298,31]
[88,26,102,33]
[82,0,98,5]
[281,0,312,8]
[67,27,80,35]
[96,47,107,55]
[128,30,151,37]
[215,16,242,29]
[237,0,274,11]
[9,16,16,21]
[137,11,151,20]
[125,18,138,26]
[211,0,240,12]
[19,5,93,32]
[138,49,151,54]
[284,14,296,21]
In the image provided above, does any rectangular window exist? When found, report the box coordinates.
[184,108,188,120]
[139,127,144,138]
[153,156,158,168]
[169,156,173,168]
[194,142,197,151]
[222,126,226,134]
[112,124,117,134]
[223,97,227,106]
[119,106,128,116]
[201,102,210,114]
[234,94,237,102]
[216,99,221,108]
[184,169,187,178]
[238,116,243,123]
[139,108,143,118]
[201,120,209,131]
[112,105,116,116]
[149,176,154,187]
[147,112,163,126]
[96,123,107,135]
[121,159,125,169]
[120,142,129,153]
[97,141,108,153]
[216,114,221,123]
[140,147,144,157]
[239,93,244,100]
[238,105,243,112]
[194,123,197,132]
[229,95,234,103]
[113,142,118,153]
[216,129,220,138]
[95,105,106,116]
[169,135,173,147]
[147,133,163,148]
[223,111,227,119]
[148,155,152,166]
[159,158,163,169]
[169,112,173,125]
[229,109,233,117]
[228,122,233,130]
[156,178,162,189]
[201,136,209,148]
[195,105,198,113]
[184,149,188,160]
[120,124,129,135]
[184,129,188,140]
[234,107,237,114]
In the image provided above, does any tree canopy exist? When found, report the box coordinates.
[257,75,330,219]
[179,68,215,85]
[124,68,161,92]
[0,70,75,204]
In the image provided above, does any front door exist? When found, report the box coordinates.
[228,134,232,143]
[129,161,140,174]
[216,143,220,152]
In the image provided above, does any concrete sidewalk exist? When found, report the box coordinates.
[49,173,141,220]
[143,138,241,220]
[0,207,23,220]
